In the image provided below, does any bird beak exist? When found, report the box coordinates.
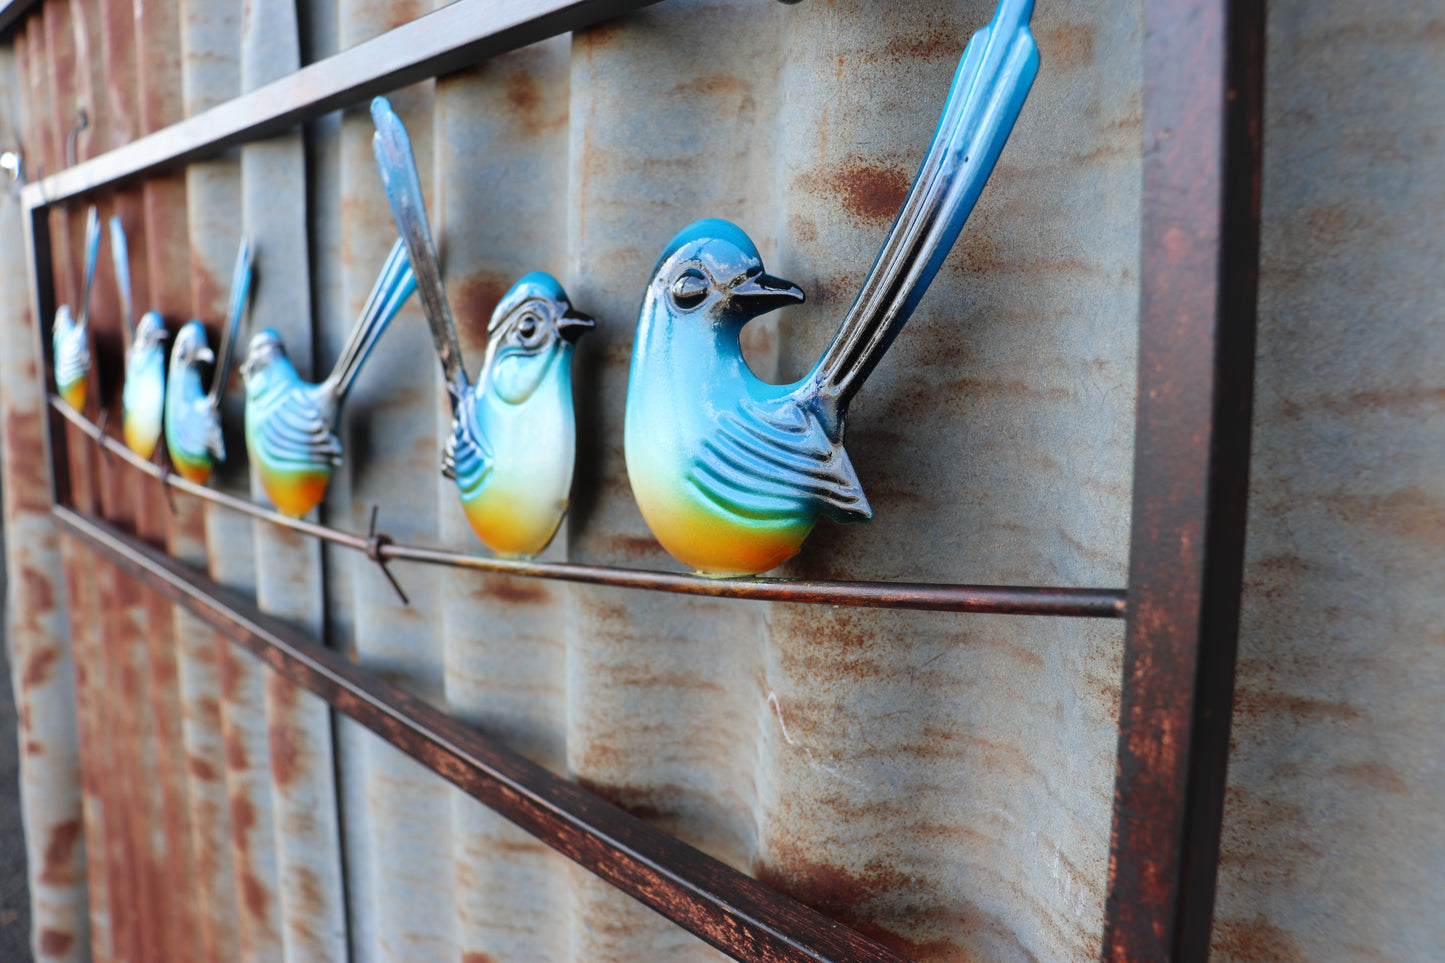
[556,308,595,345]
[197,346,216,366]
[729,272,805,314]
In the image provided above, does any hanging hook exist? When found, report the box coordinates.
[365,504,409,606]
[65,107,89,168]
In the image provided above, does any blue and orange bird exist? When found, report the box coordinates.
[370,96,594,557]
[624,0,1039,576]
[240,238,416,517]
[112,217,169,459]
[52,206,101,412]
[164,236,252,484]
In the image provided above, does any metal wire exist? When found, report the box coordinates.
[50,397,1127,617]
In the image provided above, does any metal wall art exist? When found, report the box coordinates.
[371,96,594,557]
[623,0,1040,575]
[52,205,99,412]
[241,239,416,517]
[112,217,168,460]
[165,237,252,483]
[46,0,1036,574]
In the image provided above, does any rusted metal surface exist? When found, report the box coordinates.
[22,0,1412,961]
[0,41,87,963]
[21,0,665,209]
[56,506,922,963]
[1101,0,1263,959]
[1209,2,1445,961]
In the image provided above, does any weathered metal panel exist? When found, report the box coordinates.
[4,0,1439,961]
[0,40,88,963]
[434,34,575,962]
[1211,1,1445,960]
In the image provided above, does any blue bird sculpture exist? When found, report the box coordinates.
[165,236,252,484]
[240,238,416,517]
[52,206,101,412]
[370,96,594,557]
[624,0,1039,575]
[112,217,169,460]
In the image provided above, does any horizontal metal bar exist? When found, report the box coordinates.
[55,505,915,963]
[52,397,1127,617]
[0,0,38,40]
[20,0,661,210]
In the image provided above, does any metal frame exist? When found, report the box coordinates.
[10,0,1265,960]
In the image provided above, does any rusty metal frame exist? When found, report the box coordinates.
[12,0,1266,960]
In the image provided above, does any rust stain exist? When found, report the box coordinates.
[1232,688,1364,723]
[1034,23,1096,71]
[225,726,249,777]
[189,755,219,782]
[1331,761,1408,795]
[269,715,302,789]
[454,273,511,353]
[878,28,961,63]
[20,566,57,613]
[1211,917,1306,963]
[473,575,552,606]
[38,928,75,956]
[240,873,270,923]
[39,818,83,886]
[462,954,499,963]
[22,646,62,688]
[796,163,911,223]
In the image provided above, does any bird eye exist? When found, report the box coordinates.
[670,270,710,310]
[515,312,543,346]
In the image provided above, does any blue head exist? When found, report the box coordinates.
[480,271,593,405]
[171,319,215,373]
[134,310,167,354]
[239,327,297,399]
[640,219,805,346]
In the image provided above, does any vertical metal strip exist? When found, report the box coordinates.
[143,2,244,958]
[432,37,573,961]
[563,5,785,958]
[177,3,287,960]
[333,2,452,955]
[1103,0,1264,960]
[1,40,88,963]
[236,3,350,960]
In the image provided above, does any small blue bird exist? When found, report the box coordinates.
[52,206,100,412]
[624,0,1039,575]
[112,217,169,460]
[370,96,594,557]
[164,236,252,484]
[240,238,416,517]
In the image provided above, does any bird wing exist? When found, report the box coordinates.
[256,390,342,469]
[173,397,224,463]
[442,389,494,496]
[688,398,872,524]
[53,313,90,387]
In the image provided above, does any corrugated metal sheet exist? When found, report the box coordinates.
[0,0,1440,962]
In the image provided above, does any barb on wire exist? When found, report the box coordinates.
[366,504,410,606]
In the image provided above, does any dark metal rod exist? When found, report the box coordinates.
[50,396,1126,617]
[20,0,662,210]
[1101,0,1264,959]
[0,0,38,40]
[54,505,915,963]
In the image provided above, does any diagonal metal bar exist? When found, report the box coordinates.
[54,505,915,963]
[1102,0,1265,959]
[19,0,662,210]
